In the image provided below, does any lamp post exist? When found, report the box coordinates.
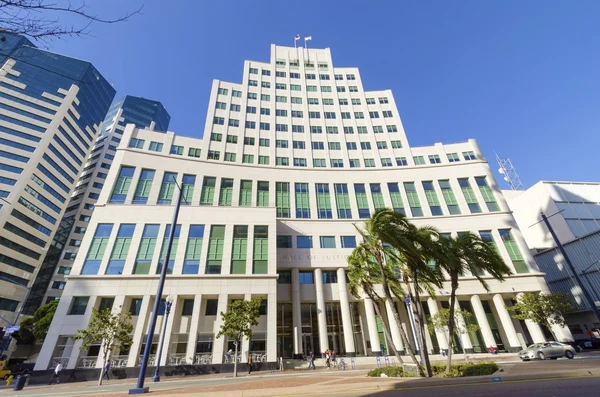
[129,181,183,395]
[153,294,173,382]
[404,296,424,364]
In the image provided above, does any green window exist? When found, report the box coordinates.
[224,152,236,162]
[258,155,270,165]
[387,183,405,215]
[257,181,269,207]
[182,174,195,204]
[458,178,481,213]
[253,225,268,274]
[370,183,385,210]
[315,183,332,219]
[183,225,204,274]
[110,166,135,203]
[499,229,528,273]
[413,156,425,165]
[219,178,234,206]
[422,181,443,216]
[106,224,135,275]
[276,182,290,218]
[133,169,155,204]
[231,225,248,274]
[242,154,254,164]
[403,182,423,217]
[354,184,370,218]
[206,225,225,274]
[158,172,178,204]
[475,177,500,212]
[133,224,159,274]
[334,183,352,219]
[239,180,252,207]
[439,180,461,215]
[81,223,113,275]
[295,183,310,218]
[157,224,181,274]
[200,176,216,205]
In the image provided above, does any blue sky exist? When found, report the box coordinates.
[45,0,600,188]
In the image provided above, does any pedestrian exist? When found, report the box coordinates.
[225,349,232,363]
[48,362,62,385]
[67,368,77,382]
[324,350,331,369]
[331,350,337,367]
[102,360,111,381]
[247,353,253,375]
[309,351,315,370]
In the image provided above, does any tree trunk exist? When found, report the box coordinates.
[98,351,109,386]
[233,341,238,378]
[411,274,433,377]
[446,278,458,375]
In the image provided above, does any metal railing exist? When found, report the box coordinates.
[110,355,129,368]
[138,354,156,366]
[167,354,187,366]
[49,357,69,370]
[194,354,212,365]
[76,356,98,369]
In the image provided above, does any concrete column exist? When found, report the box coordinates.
[427,298,448,350]
[267,292,278,362]
[337,268,356,356]
[185,294,202,364]
[212,293,229,364]
[159,297,179,365]
[470,295,497,349]
[95,295,127,369]
[385,300,404,353]
[292,268,302,355]
[314,268,329,352]
[492,294,521,352]
[453,299,474,353]
[364,298,380,355]
[67,296,97,369]
[128,295,152,367]
[242,293,251,362]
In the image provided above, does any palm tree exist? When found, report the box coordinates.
[366,209,443,377]
[436,232,512,374]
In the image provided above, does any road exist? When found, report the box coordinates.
[1,353,599,396]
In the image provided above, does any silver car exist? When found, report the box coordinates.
[519,342,576,361]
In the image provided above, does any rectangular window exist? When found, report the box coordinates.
[261,94,270,101]
[429,155,441,164]
[290,84,300,90]
[422,181,443,216]
[413,156,425,165]
[276,109,287,116]
[244,137,255,146]
[349,159,360,168]
[386,125,398,133]
[258,155,270,165]
[231,225,248,274]
[381,158,392,167]
[311,126,322,134]
[69,297,89,315]
[206,225,225,274]
[447,153,460,162]
[499,229,528,273]
[315,183,333,219]
[245,121,256,129]
[149,142,163,152]
[259,138,270,147]
[157,224,181,274]
[247,93,257,100]
[291,110,303,118]
[276,182,291,218]
[260,122,270,131]
[297,236,313,249]
[170,145,183,155]
[183,225,204,274]
[357,126,368,134]
[133,169,155,204]
[188,148,201,158]
[463,151,476,160]
[370,183,386,210]
[387,183,405,215]
[404,182,423,217]
[181,299,194,316]
[334,183,352,219]
[366,98,376,104]
[200,176,216,205]
[224,152,236,162]
[276,157,289,166]
[253,226,268,274]
[340,236,357,248]
[322,270,338,283]
[347,142,357,150]
[110,166,135,203]
[242,154,254,164]
[295,183,310,218]
[354,184,370,218]
[182,174,195,204]
[257,181,269,207]
[239,180,252,207]
[133,224,159,274]
[308,98,319,105]
[277,235,292,248]
[247,106,257,114]
[81,223,113,275]
[232,90,242,97]
[293,140,305,149]
[439,180,461,215]
[319,236,336,248]
[313,158,326,167]
[276,139,289,148]
[226,135,238,143]
[312,142,324,150]
[128,137,145,149]
[158,172,177,205]
[364,159,375,167]
[475,177,500,211]
[458,178,481,213]
[376,141,387,149]
[330,159,344,168]
[328,142,341,150]
[211,133,222,142]
[205,299,218,315]
[292,125,304,133]
[219,178,234,206]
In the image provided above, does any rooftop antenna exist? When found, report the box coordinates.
[496,153,524,190]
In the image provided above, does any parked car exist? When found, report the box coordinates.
[0,359,11,380]
[519,342,576,361]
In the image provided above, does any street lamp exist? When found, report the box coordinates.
[404,296,424,364]
[129,179,184,395]
[153,294,174,382]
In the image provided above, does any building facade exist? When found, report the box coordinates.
[0,36,115,324]
[24,96,171,312]
[36,44,571,371]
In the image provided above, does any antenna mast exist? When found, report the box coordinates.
[496,154,524,190]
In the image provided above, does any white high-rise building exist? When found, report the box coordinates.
[36,44,570,372]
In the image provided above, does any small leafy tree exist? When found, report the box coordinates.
[18,300,58,342]
[507,292,575,341]
[429,308,480,362]
[74,306,133,385]
[216,298,262,378]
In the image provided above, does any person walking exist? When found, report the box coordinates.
[67,368,77,382]
[247,353,253,375]
[309,351,316,370]
[102,360,111,381]
[324,350,331,369]
[48,363,62,385]
[331,350,337,368]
